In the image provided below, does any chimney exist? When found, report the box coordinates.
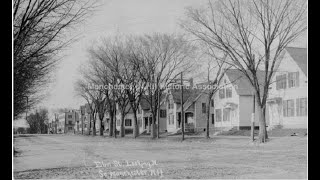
[189,78,194,87]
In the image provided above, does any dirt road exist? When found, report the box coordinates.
[14,134,307,179]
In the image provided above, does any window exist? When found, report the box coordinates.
[125,119,132,126]
[68,127,73,130]
[223,108,230,121]
[68,121,72,125]
[211,99,214,107]
[296,98,307,116]
[283,99,294,117]
[219,89,225,99]
[106,118,109,123]
[288,72,299,88]
[68,115,72,119]
[138,106,141,114]
[116,120,120,126]
[160,110,166,118]
[168,100,174,109]
[202,103,206,113]
[276,74,287,90]
[226,87,232,98]
[215,109,222,122]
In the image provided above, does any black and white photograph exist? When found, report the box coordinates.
[13,0,308,179]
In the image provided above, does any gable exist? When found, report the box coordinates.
[223,69,265,96]
[285,47,307,76]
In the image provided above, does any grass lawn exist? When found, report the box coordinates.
[14,134,307,179]
[217,128,308,137]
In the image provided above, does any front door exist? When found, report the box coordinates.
[144,117,148,129]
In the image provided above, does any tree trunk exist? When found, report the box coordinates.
[109,112,114,137]
[257,103,268,143]
[113,111,117,138]
[88,115,91,135]
[133,111,139,138]
[206,98,210,139]
[81,116,84,135]
[99,118,104,136]
[92,118,96,136]
[120,113,125,137]
[151,113,156,139]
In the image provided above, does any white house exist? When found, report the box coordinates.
[103,95,167,134]
[166,85,215,133]
[266,47,307,129]
[213,69,262,130]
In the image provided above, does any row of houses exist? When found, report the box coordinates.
[48,110,80,134]
[51,47,307,135]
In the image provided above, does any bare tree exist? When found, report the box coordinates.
[84,34,196,139]
[26,108,49,134]
[137,33,197,139]
[120,39,148,138]
[87,37,133,138]
[75,76,104,136]
[181,0,307,143]
[202,50,230,139]
[14,0,98,119]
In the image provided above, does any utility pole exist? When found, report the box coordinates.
[251,92,255,141]
[157,87,160,139]
[181,72,185,141]
[25,96,28,124]
[81,107,84,135]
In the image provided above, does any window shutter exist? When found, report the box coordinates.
[284,74,287,89]
[291,100,295,116]
[296,72,299,87]
[296,99,300,116]
[283,100,287,117]
[304,98,308,116]
[288,73,292,88]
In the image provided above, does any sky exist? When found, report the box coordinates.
[44,0,206,109]
[15,0,208,127]
[14,0,307,127]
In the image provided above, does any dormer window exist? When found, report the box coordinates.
[288,72,299,88]
[226,87,232,98]
[219,89,225,99]
[276,74,287,90]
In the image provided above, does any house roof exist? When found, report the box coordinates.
[181,89,207,112]
[225,69,265,96]
[140,94,166,110]
[285,47,307,76]
[170,88,200,104]
[140,96,150,110]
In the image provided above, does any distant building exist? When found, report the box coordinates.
[64,110,79,133]
[55,113,65,134]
